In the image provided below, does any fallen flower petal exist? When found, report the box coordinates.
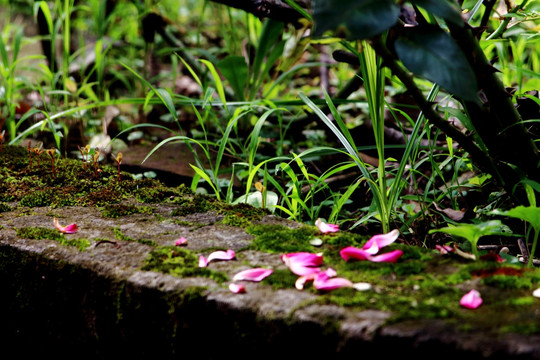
[369,249,404,263]
[295,273,316,290]
[198,256,208,268]
[315,218,339,233]
[435,244,454,254]
[175,237,188,246]
[314,276,353,291]
[199,250,236,267]
[229,283,246,294]
[460,289,482,309]
[533,288,540,298]
[281,252,323,267]
[340,246,371,261]
[282,252,323,276]
[353,282,372,291]
[362,229,400,255]
[54,218,78,234]
[206,249,236,263]
[313,269,352,291]
[233,268,273,282]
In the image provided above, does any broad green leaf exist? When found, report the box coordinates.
[218,55,248,100]
[409,0,464,26]
[312,0,400,40]
[394,26,479,102]
[495,206,540,231]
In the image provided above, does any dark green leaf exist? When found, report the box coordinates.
[394,26,478,101]
[218,55,248,100]
[312,0,400,40]
[409,0,464,26]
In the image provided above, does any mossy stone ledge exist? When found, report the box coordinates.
[1,145,540,359]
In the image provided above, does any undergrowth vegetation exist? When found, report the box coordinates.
[0,0,539,261]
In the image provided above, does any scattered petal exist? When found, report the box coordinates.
[209,249,235,261]
[233,268,273,282]
[369,249,404,263]
[353,282,372,291]
[281,252,323,276]
[175,237,188,246]
[340,246,371,261]
[295,273,316,290]
[229,283,246,294]
[460,289,482,309]
[198,256,209,268]
[309,238,323,247]
[54,218,78,234]
[313,269,352,291]
[361,229,400,254]
[435,244,454,254]
[315,218,339,233]
[533,288,540,298]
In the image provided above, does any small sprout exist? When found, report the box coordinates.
[31,143,44,167]
[92,147,101,178]
[78,145,91,170]
[46,148,56,177]
[27,140,32,167]
[114,152,123,181]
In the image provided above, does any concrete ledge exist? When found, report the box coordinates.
[1,204,540,359]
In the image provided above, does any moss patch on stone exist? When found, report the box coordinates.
[113,227,156,246]
[143,246,228,283]
[101,203,154,218]
[15,226,91,251]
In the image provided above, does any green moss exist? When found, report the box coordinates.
[261,269,298,289]
[0,202,12,213]
[170,194,214,216]
[15,226,89,251]
[143,246,228,283]
[246,224,318,253]
[221,213,252,227]
[482,274,534,289]
[113,227,157,246]
[16,226,65,241]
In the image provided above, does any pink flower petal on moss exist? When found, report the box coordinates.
[206,249,236,263]
[369,250,404,263]
[233,268,273,282]
[295,273,316,290]
[281,252,323,267]
[362,229,400,254]
[282,252,323,276]
[314,276,353,291]
[175,237,188,246]
[340,246,371,261]
[199,256,209,268]
[435,244,454,254]
[54,218,78,234]
[229,283,246,294]
[315,218,339,233]
[460,289,482,309]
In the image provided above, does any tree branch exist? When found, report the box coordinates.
[207,0,309,26]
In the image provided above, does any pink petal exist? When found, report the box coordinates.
[233,268,273,282]
[340,246,371,261]
[198,256,208,268]
[369,249,404,263]
[295,273,316,290]
[314,276,353,291]
[362,229,400,254]
[175,237,188,246]
[315,218,339,233]
[54,218,78,234]
[460,289,482,309]
[229,283,246,293]
[281,252,323,267]
[435,244,454,254]
[313,269,352,291]
[282,252,323,276]
[206,249,236,263]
